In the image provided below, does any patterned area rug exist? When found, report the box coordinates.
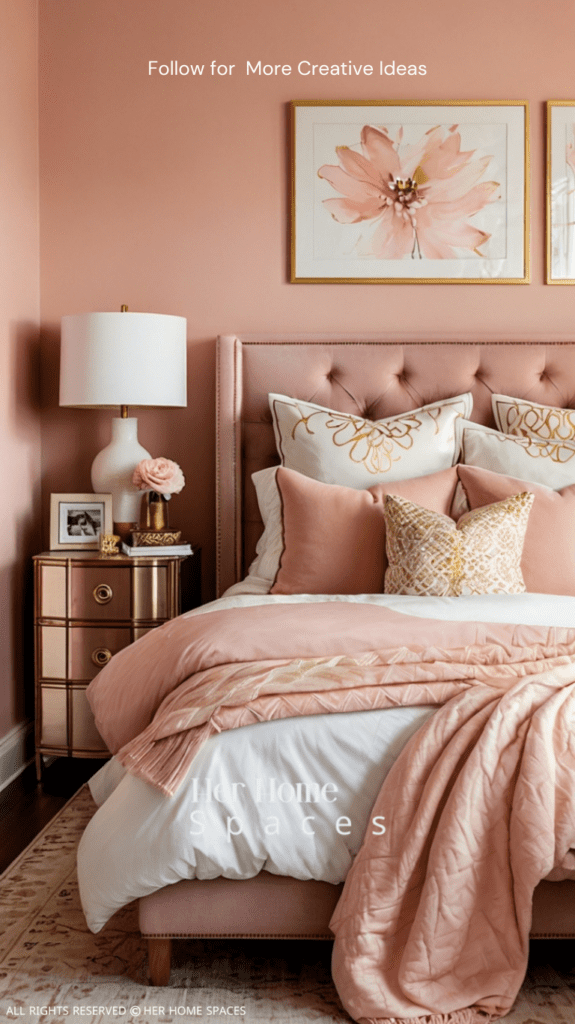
[1,786,575,1024]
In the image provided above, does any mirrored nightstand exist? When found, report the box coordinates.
[33,547,201,781]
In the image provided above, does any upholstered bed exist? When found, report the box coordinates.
[78,334,575,1021]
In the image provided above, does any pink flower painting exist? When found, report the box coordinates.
[318,124,501,260]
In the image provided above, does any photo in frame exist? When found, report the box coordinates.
[290,100,530,284]
[49,493,113,550]
[547,100,575,283]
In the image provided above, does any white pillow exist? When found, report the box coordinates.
[269,392,472,489]
[458,419,575,489]
[223,467,282,597]
[492,394,575,442]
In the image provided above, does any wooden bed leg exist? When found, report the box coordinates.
[148,937,172,985]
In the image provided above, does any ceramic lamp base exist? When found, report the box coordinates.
[91,416,151,524]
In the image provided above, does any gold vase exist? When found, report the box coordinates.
[133,492,181,546]
[141,491,169,531]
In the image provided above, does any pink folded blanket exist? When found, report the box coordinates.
[87,601,575,1023]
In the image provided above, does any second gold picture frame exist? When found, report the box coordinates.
[547,100,575,284]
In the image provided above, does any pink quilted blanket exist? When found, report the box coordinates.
[87,601,575,1023]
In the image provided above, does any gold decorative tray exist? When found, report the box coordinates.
[131,530,182,547]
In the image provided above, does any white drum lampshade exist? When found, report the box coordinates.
[59,311,187,532]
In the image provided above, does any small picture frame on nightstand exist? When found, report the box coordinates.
[49,493,113,550]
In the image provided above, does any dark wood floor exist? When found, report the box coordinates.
[0,757,104,874]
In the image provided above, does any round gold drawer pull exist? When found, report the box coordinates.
[93,583,113,605]
[92,647,112,667]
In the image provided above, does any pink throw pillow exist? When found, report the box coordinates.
[271,466,459,595]
[457,464,575,595]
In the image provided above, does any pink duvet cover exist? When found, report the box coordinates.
[87,601,575,1023]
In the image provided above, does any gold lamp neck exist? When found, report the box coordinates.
[121,305,129,416]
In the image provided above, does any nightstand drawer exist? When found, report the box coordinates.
[38,624,133,679]
[39,684,108,751]
[132,564,170,619]
[39,624,67,679]
[38,563,67,618]
[70,565,132,620]
[34,548,201,782]
[69,625,133,679]
[40,686,67,746]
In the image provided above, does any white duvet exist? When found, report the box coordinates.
[78,591,575,933]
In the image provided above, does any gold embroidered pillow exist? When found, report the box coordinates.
[269,392,472,489]
[458,419,575,489]
[383,491,534,597]
[492,394,575,442]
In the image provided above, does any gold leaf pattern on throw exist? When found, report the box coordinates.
[383,491,534,597]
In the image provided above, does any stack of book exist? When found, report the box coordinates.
[121,541,193,557]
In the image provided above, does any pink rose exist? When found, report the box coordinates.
[132,458,185,495]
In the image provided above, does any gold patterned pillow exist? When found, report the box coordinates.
[492,394,575,442]
[458,419,575,489]
[269,392,472,489]
[383,491,534,597]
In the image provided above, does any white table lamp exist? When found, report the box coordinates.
[59,308,187,536]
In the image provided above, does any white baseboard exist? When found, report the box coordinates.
[0,720,35,793]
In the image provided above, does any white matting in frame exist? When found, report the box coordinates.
[290,101,529,284]
[547,101,575,283]
[49,493,113,550]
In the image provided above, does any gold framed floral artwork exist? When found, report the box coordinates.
[290,100,530,284]
[546,101,575,283]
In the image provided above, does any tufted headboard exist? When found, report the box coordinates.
[216,334,575,596]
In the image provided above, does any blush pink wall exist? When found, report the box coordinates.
[0,0,41,736]
[37,0,575,602]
